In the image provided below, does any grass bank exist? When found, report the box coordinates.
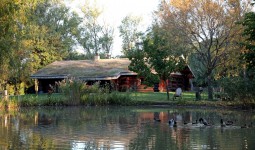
[130,92,255,109]
[0,91,254,110]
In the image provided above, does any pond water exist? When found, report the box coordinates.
[0,106,254,150]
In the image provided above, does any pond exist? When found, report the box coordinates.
[0,106,254,150]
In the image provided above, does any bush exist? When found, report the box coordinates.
[81,93,107,106]
[58,79,86,105]
[8,94,66,107]
[58,80,132,106]
[219,77,255,103]
[106,91,132,105]
[80,84,132,106]
[18,95,38,106]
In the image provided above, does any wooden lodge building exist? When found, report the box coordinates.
[30,57,194,93]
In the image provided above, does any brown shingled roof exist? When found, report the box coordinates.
[30,58,137,80]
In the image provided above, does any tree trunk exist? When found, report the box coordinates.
[207,74,213,100]
[164,80,170,100]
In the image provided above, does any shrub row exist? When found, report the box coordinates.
[0,79,133,108]
[57,80,132,106]
[219,77,255,103]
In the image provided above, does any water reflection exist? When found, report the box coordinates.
[0,106,254,150]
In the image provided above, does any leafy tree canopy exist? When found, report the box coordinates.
[128,24,185,100]
[241,10,255,75]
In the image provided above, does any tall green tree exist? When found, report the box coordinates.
[0,0,18,90]
[0,0,83,94]
[119,15,143,56]
[128,24,184,100]
[80,2,102,57]
[15,0,82,94]
[78,1,114,58]
[25,0,82,66]
[241,10,255,77]
[100,24,114,56]
[0,0,43,92]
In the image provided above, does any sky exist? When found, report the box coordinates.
[66,0,160,56]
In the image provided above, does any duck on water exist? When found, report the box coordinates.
[169,119,177,127]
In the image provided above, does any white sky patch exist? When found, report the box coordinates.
[65,0,160,56]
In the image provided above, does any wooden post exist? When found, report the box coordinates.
[5,115,8,127]
[35,79,38,94]
[4,90,8,100]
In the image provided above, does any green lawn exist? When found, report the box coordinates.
[130,91,202,102]
[128,91,254,109]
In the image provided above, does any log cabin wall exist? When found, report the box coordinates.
[114,75,154,92]
[169,75,185,91]
[158,74,193,92]
[114,74,192,93]
[115,75,139,92]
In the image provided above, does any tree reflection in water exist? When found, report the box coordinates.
[0,106,255,150]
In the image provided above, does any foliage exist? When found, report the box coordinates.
[0,0,83,94]
[0,99,8,109]
[219,77,255,103]
[4,94,66,107]
[57,79,85,105]
[240,11,255,76]
[67,51,89,60]
[57,79,132,106]
[107,91,132,105]
[0,0,36,92]
[77,1,114,58]
[128,47,159,86]
[118,15,143,56]
[80,82,132,106]
[100,25,114,55]
[188,53,207,86]
[25,0,82,70]
[128,24,185,100]
[157,0,250,100]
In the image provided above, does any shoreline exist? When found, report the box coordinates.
[132,100,255,111]
[1,103,254,112]
[1,93,254,111]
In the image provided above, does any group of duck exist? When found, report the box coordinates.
[154,117,253,128]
